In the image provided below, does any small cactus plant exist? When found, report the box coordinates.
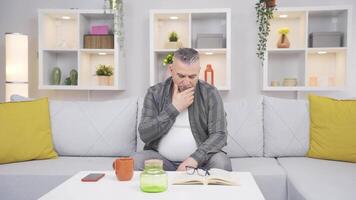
[70,69,78,85]
[169,32,178,42]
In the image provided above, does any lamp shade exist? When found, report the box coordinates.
[5,33,28,101]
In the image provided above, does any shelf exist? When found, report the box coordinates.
[264,6,350,92]
[306,50,346,87]
[199,52,228,90]
[38,9,123,91]
[308,9,348,47]
[79,12,115,49]
[39,10,78,50]
[150,9,231,91]
[268,10,307,49]
[268,48,305,53]
[267,51,305,87]
[191,12,227,49]
[79,50,115,88]
[152,13,190,49]
[263,86,345,91]
[42,51,78,86]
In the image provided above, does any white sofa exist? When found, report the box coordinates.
[1,96,355,200]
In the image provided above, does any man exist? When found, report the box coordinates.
[133,48,231,171]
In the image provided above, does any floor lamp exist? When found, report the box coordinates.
[5,33,28,101]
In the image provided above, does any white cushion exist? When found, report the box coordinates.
[50,98,138,156]
[223,96,264,157]
[263,96,310,157]
[278,157,356,200]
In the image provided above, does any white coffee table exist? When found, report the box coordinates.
[39,171,265,200]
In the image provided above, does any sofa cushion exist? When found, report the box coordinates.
[136,97,264,157]
[263,96,310,157]
[0,98,57,164]
[278,157,356,200]
[223,96,264,157]
[231,157,287,200]
[50,98,137,156]
[308,94,356,163]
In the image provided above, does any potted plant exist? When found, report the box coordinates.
[162,53,174,80]
[162,53,174,66]
[277,27,290,48]
[165,31,182,49]
[255,0,277,64]
[96,64,114,86]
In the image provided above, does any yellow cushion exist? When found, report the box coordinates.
[307,94,356,162]
[0,98,58,164]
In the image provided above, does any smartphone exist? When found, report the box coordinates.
[81,173,105,182]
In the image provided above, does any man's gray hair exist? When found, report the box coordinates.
[173,48,199,65]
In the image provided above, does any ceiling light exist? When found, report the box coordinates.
[98,52,107,55]
[169,16,179,20]
[205,52,214,55]
[61,16,71,20]
[317,51,327,55]
[279,14,288,18]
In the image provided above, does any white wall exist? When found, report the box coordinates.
[0,0,355,102]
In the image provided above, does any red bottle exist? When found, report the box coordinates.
[204,64,214,86]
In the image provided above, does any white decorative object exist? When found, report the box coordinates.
[5,33,28,101]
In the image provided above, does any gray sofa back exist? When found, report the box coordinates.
[47,96,310,158]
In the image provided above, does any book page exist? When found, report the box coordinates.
[206,168,239,186]
[173,174,206,185]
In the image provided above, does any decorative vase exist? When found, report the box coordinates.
[70,69,78,85]
[266,0,276,8]
[52,67,61,85]
[277,34,290,48]
[204,64,214,86]
[97,76,113,86]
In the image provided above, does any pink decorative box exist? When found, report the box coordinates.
[90,25,109,35]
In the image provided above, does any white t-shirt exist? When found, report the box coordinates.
[158,109,197,161]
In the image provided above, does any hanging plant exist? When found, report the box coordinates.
[255,0,277,64]
[104,0,125,54]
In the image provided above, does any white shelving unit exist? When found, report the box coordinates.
[38,9,124,90]
[150,9,231,91]
[263,6,351,91]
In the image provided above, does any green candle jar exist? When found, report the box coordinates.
[140,159,168,193]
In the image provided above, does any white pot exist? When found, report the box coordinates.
[165,41,183,49]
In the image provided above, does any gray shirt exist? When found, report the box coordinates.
[138,77,228,167]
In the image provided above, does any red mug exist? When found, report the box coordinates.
[112,157,134,181]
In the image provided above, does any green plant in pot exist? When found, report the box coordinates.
[96,64,114,86]
[165,31,182,49]
[169,32,178,42]
[256,0,277,64]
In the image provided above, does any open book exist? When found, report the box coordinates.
[173,168,239,186]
